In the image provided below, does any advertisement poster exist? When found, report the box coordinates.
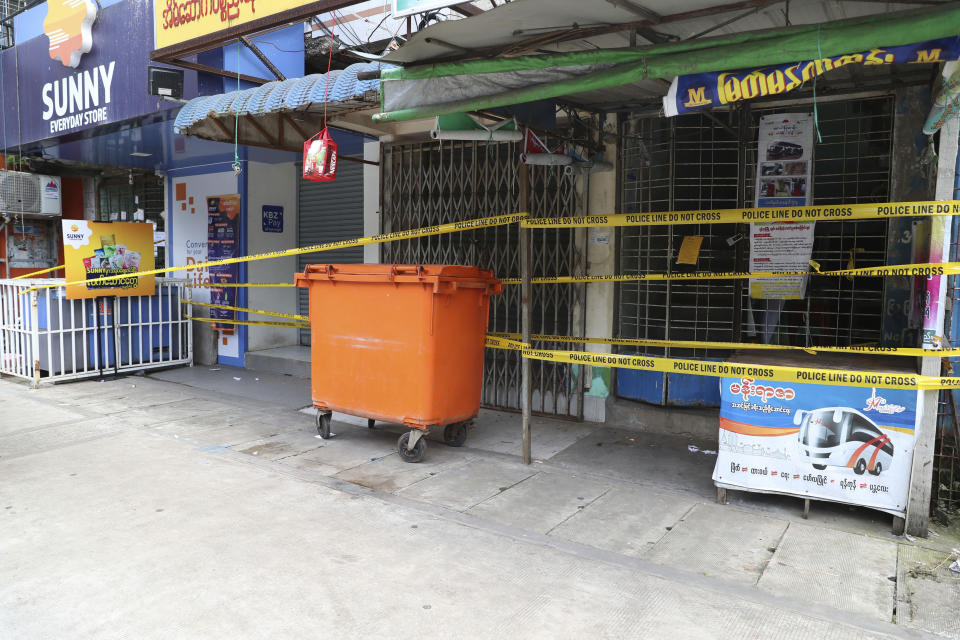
[206,195,241,328]
[713,376,919,516]
[750,113,815,300]
[62,220,155,299]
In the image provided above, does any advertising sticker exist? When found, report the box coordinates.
[206,194,241,328]
[62,220,155,299]
[713,377,918,516]
[750,113,815,300]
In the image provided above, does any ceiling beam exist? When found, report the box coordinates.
[166,58,273,86]
[409,0,774,63]
[245,115,279,147]
[450,3,483,17]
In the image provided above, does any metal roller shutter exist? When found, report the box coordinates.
[297,160,364,345]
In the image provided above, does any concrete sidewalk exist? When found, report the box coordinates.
[1,370,958,639]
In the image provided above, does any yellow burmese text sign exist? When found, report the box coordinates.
[62,221,155,299]
[155,0,315,49]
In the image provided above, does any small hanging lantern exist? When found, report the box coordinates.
[303,127,338,182]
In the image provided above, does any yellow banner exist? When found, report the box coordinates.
[487,332,960,358]
[26,213,527,295]
[13,265,64,279]
[187,316,310,330]
[521,348,958,390]
[184,299,309,322]
[62,221,155,299]
[187,282,295,288]
[521,200,960,228]
[499,262,960,285]
[484,335,528,351]
[155,0,317,50]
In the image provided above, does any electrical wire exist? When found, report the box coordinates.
[336,10,364,49]
[233,39,241,175]
[813,24,823,144]
[322,12,337,129]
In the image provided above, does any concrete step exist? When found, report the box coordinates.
[245,346,311,379]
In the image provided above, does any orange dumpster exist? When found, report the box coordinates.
[294,264,502,462]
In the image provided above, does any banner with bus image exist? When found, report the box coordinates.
[62,220,155,299]
[712,377,919,516]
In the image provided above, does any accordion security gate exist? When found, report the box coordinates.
[381,140,586,419]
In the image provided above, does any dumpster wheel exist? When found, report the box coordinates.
[397,431,427,463]
[442,422,469,447]
[316,412,332,439]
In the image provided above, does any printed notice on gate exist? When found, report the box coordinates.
[750,113,815,299]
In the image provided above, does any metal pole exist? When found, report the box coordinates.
[520,164,532,464]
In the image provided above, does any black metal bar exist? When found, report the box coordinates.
[240,35,286,81]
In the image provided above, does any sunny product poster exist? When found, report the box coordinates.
[62,220,155,299]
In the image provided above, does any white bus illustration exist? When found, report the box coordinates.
[793,407,894,476]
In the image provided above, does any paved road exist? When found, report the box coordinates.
[0,374,955,639]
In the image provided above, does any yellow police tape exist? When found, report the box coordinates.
[521,200,960,228]
[12,265,64,279]
[187,316,310,330]
[187,283,295,288]
[486,332,960,358]
[183,299,309,322]
[484,335,528,351]
[22,212,528,294]
[499,262,959,285]
[521,347,958,391]
[14,240,164,279]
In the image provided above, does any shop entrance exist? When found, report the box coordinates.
[381,139,587,419]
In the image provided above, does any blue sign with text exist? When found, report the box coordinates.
[262,206,283,233]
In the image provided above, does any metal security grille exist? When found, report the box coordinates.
[296,160,364,346]
[98,175,166,268]
[619,113,741,365]
[381,140,585,419]
[618,97,894,374]
[744,99,893,346]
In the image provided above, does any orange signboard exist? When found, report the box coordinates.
[62,221,155,299]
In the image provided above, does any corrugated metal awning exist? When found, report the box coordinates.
[174,62,391,149]
[373,0,960,121]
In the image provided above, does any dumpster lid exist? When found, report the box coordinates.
[296,264,497,282]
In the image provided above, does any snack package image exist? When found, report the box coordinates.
[123,250,141,269]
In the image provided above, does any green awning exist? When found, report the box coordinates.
[374,4,960,123]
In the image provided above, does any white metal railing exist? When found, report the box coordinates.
[0,278,193,386]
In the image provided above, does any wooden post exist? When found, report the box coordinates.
[905,100,959,536]
[906,357,942,536]
[520,163,532,465]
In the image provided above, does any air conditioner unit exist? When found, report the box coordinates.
[0,170,61,216]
